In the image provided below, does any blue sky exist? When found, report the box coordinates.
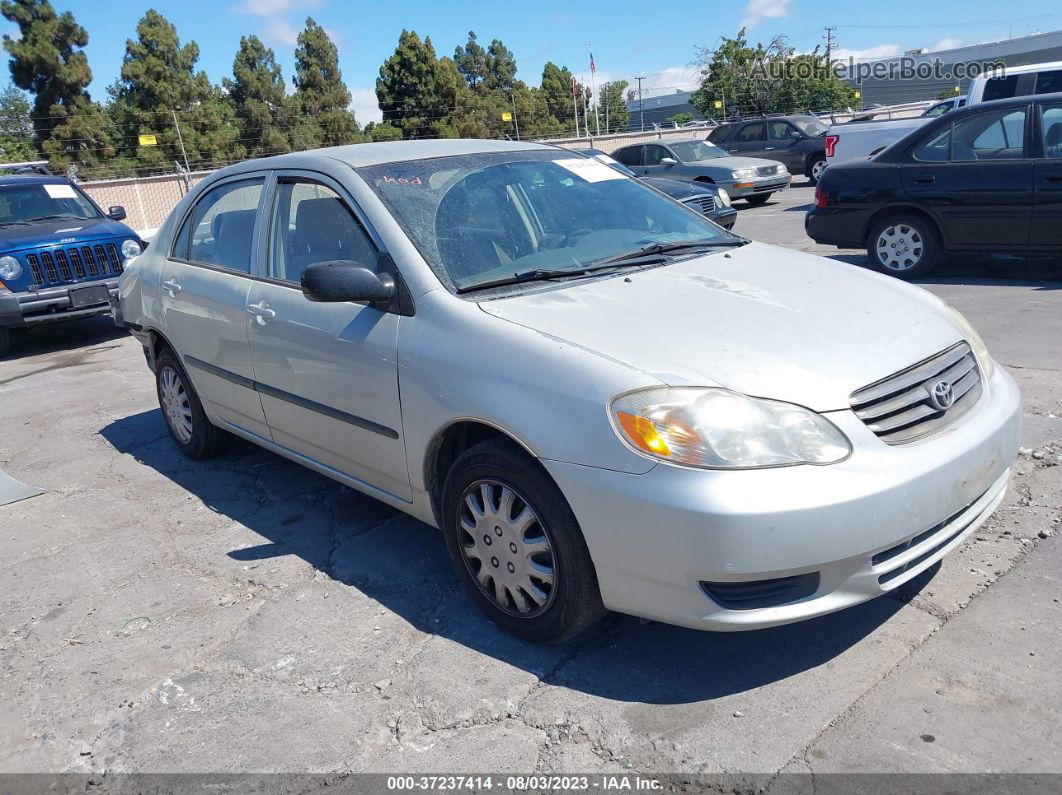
[10,0,1062,123]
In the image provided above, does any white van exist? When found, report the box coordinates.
[966,60,1062,104]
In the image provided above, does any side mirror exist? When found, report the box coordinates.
[301,260,395,304]
[660,157,677,166]
[107,205,127,221]
[789,130,803,140]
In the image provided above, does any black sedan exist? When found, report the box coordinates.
[805,92,1062,278]
[577,149,737,229]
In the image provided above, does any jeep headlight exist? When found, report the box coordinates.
[121,239,142,261]
[943,304,994,379]
[731,168,758,180]
[0,255,21,281]
[610,387,851,469]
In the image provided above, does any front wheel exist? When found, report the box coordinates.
[866,214,940,279]
[155,348,231,459]
[807,156,828,185]
[745,193,771,205]
[441,438,607,644]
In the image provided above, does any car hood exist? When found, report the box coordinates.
[641,177,716,199]
[0,217,135,253]
[689,155,785,171]
[478,242,963,412]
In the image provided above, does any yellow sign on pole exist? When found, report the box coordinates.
[713,100,723,109]
[501,111,512,122]
[853,90,861,99]
[138,134,158,147]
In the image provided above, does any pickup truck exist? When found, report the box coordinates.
[825,115,932,168]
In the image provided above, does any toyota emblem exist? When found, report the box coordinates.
[928,380,954,411]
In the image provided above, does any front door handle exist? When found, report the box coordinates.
[246,301,276,324]
[913,175,936,185]
[161,279,181,295]
[764,146,776,150]
[1046,174,1062,183]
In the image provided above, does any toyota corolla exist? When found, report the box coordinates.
[114,139,1021,643]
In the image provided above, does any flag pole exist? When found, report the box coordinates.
[589,42,600,136]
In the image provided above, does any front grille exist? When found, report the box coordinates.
[849,343,982,445]
[23,243,123,288]
[701,572,820,610]
[756,164,783,176]
[682,195,717,215]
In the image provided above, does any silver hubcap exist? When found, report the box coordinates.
[159,366,194,444]
[457,480,556,618]
[812,159,826,180]
[875,223,924,271]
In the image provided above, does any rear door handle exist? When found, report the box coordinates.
[764,146,776,150]
[913,175,936,185]
[246,302,276,324]
[161,279,181,295]
[1046,175,1062,183]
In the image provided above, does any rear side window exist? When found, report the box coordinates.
[736,123,765,142]
[268,180,377,284]
[173,178,264,273]
[1035,69,1062,95]
[981,75,1019,102]
[613,146,642,166]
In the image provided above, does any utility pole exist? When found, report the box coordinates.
[635,76,646,132]
[171,109,191,174]
[511,94,521,141]
[823,26,837,66]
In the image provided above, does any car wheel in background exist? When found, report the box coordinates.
[808,157,828,185]
[746,194,771,205]
[441,438,607,644]
[867,214,940,279]
[155,348,231,460]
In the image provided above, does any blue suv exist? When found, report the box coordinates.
[0,173,143,355]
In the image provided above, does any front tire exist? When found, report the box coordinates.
[441,438,607,644]
[746,193,771,205]
[867,214,940,279]
[807,156,827,185]
[155,348,231,459]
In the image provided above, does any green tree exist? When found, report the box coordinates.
[486,38,517,93]
[454,31,488,92]
[116,10,241,172]
[667,112,693,126]
[0,85,35,159]
[377,29,455,139]
[225,35,290,156]
[292,18,359,148]
[540,62,576,127]
[598,80,629,133]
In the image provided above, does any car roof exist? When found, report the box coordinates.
[954,89,1062,113]
[980,60,1062,77]
[212,138,548,179]
[0,174,70,186]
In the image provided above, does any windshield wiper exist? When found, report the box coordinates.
[594,238,746,266]
[24,214,88,222]
[456,262,653,294]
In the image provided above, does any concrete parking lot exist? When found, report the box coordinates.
[1,181,1060,780]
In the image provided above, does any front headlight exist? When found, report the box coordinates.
[717,188,731,206]
[942,304,994,379]
[610,387,851,469]
[121,239,142,261]
[0,255,21,281]
[731,168,757,180]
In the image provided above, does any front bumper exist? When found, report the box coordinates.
[723,174,791,198]
[710,207,738,229]
[543,364,1021,631]
[0,277,120,329]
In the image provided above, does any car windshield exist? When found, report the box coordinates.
[0,182,102,224]
[668,141,729,162]
[358,150,740,292]
[792,117,828,136]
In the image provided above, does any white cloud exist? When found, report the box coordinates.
[741,0,792,29]
[831,44,903,63]
[262,19,299,46]
[572,65,702,100]
[931,37,963,51]
[350,87,382,125]
[233,0,321,16]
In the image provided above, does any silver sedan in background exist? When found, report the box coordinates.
[116,139,1020,643]
[611,138,791,204]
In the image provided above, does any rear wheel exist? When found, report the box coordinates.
[807,156,828,185]
[155,348,231,459]
[746,193,771,205]
[441,438,607,644]
[867,214,940,279]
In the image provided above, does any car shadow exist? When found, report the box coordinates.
[825,252,1062,290]
[100,408,936,706]
[1,316,126,361]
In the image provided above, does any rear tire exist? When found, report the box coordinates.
[746,193,771,205]
[441,438,607,644]
[866,214,940,279]
[155,348,231,460]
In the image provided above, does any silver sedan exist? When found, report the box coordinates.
[116,139,1020,643]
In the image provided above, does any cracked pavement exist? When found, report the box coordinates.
[1,182,1060,777]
